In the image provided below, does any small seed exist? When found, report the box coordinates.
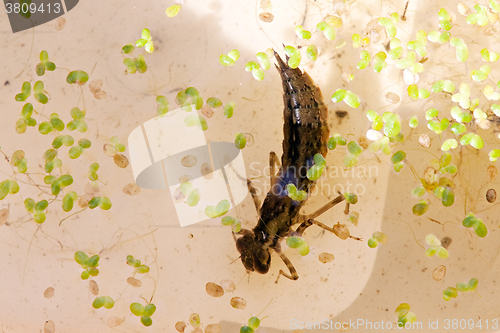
[84,183,100,195]
[122,183,141,195]
[230,296,247,309]
[78,193,94,208]
[200,105,214,118]
[319,252,335,263]
[206,282,224,297]
[189,313,201,328]
[103,143,117,157]
[107,317,124,328]
[201,163,213,180]
[94,91,107,99]
[487,165,498,182]
[457,3,471,16]
[179,175,192,183]
[44,320,55,333]
[43,287,55,298]
[370,29,380,43]
[127,277,142,287]
[385,92,400,104]
[114,154,129,168]
[55,17,66,31]
[173,187,185,203]
[89,80,103,94]
[357,136,368,149]
[484,26,498,36]
[259,12,274,23]
[205,324,222,333]
[419,134,430,148]
[332,223,349,240]
[89,280,99,295]
[181,155,197,167]
[175,321,187,332]
[260,0,272,11]
[432,265,446,281]
[486,189,497,203]
[219,279,235,292]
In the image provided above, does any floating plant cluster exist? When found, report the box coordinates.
[214,1,500,308]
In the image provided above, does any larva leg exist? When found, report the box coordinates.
[275,250,299,283]
[344,201,350,215]
[269,151,281,184]
[302,194,345,221]
[246,179,261,215]
[296,218,362,241]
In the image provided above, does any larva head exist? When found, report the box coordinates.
[236,233,270,274]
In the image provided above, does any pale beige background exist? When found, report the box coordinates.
[0,0,499,332]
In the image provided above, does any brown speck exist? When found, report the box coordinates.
[89,280,99,295]
[335,110,348,124]
[486,189,496,203]
[0,208,9,226]
[441,236,452,249]
[319,252,335,263]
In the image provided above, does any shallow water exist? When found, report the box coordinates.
[1,1,500,332]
